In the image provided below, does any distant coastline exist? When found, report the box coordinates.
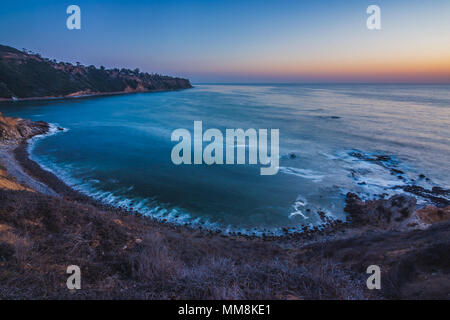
[0,86,192,103]
[0,44,192,102]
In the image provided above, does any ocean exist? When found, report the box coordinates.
[1,84,449,235]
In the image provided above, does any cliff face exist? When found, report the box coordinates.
[0,112,48,143]
[0,44,192,100]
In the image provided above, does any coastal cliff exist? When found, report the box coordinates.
[0,112,48,143]
[0,44,192,101]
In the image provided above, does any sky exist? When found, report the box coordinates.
[0,0,449,83]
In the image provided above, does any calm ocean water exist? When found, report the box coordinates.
[1,84,449,235]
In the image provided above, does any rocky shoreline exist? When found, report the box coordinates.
[0,114,449,299]
[0,87,192,103]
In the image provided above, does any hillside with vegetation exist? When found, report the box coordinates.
[0,44,191,100]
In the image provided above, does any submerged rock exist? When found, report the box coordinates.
[375,155,391,162]
[349,151,389,162]
[391,168,405,175]
[402,185,450,207]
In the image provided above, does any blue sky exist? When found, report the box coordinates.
[1,0,449,82]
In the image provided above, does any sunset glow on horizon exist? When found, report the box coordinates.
[1,0,449,83]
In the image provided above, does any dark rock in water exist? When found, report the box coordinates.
[57,127,64,131]
[403,185,450,207]
[375,155,391,162]
[391,168,404,175]
[348,151,391,163]
[419,174,426,179]
[432,187,449,196]
[288,153,296,159]
[318,211,327,221]
[348,152,364,160]
[344,192,416,229]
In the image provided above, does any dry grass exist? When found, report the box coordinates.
[0,188,371,299]
[0,164,33,192]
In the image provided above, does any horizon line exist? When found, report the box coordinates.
[192,81,450,85]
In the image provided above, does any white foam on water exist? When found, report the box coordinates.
[289,197,309,219]
[279,166,324,182]
[27,123,69,171]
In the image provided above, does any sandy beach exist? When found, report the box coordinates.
[0,144,59,196]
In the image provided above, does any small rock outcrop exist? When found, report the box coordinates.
[344,192,417,229]
[402,185,450,207]
[0,112,48,143]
